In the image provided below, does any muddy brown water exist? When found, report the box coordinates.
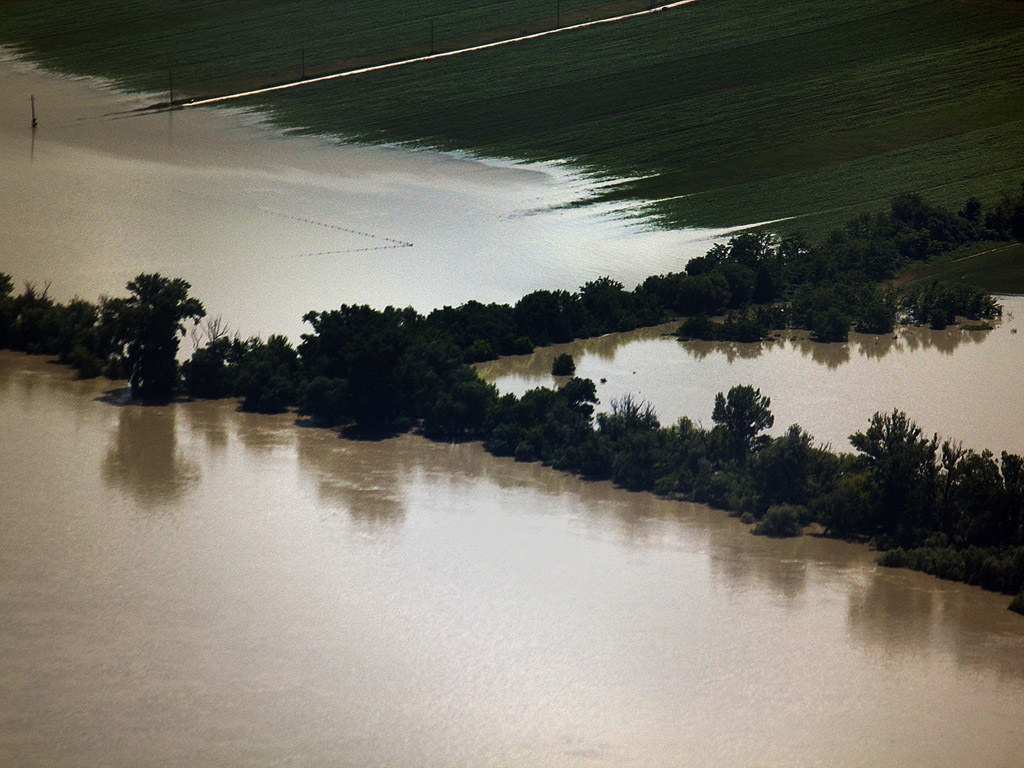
[3,50,1024,768]
[479,299,1024,455]
[3,352,1024,767]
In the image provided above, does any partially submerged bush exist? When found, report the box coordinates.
[751,504,805,538]
[551,353,575,376]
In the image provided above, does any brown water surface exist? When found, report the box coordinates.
[479,298,1024,454]
[2,352,1023,767]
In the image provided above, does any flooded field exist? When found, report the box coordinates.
[2,352,1024,767]
[0,53,731,341]
[479,297,1024,454]
[3,46,1024,768]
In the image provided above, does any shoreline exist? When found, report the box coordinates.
[3,342,1021,617]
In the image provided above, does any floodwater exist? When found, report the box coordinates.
[0,52,734,341]
[479,297,1024,455]
[4,45,1024,768]
[3,352,1024,767]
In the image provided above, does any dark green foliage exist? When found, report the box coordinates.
[422,371,497,442]
[296,305,498,433]
[665,190,1013,343]
[878,544,1024,598]
[182,336,243,400]
[1011,592,1024,616]
[299,376,349,426]
[67,344,103,379]
[900,282,1002,330]
[712,385,774,462]
[102,274,205,403]
[676,310,772,343]
[237,336,299,414]
[849,410,939,545]
[748,425,839,514]
[559,377,598,418]
[751,505,805,538]
[551,353,575,376]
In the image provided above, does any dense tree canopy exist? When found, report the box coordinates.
[103,274,205,402]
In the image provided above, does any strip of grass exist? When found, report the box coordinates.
[3,0,1023,237]
[897,244,1024,295]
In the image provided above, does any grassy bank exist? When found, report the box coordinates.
[897,243,1024,294]
[4,0,1024,239]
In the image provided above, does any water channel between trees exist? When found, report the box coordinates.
[478,298,1024,456]
[2,53,1024,768]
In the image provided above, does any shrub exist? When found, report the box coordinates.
[551,353,575,376]
[877,548,909,568]
[464,338,497,363]
[751,504,805,537]
[68,344,103,379]
[1010,592,1024,616]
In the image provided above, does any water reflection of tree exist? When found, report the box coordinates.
[102,403,200,508]
[295,431,410,527]
[846,572,1024,683]
[181,398,231,454]
[791,338,851,369]
[856,334,899,360]
[709,538,810,600]
[234,416,294,456]
[898,326,985,356]
[677,325,988,368]
[682,338,787,363]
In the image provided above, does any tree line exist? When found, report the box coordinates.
[2,184,1023,612]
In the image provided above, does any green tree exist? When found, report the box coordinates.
[104,274,205,403]
[711,385,774,461]
[551,353,575,376]
[849,410,938,542]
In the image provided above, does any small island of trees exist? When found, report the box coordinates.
[2,185,1023,613]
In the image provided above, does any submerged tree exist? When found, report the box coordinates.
[104,274,205,403]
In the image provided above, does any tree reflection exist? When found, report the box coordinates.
[181,398,231,454]
[845,570,1024,683]
[683,338,787,363]
[295,431,409,527]
[675,324,988,367]
[102,401,200,508]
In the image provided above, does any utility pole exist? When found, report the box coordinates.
[30,94,37,129]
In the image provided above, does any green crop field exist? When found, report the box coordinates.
[3,0,1023,238]
[899,243,1024,294]
[0,0,621,93]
